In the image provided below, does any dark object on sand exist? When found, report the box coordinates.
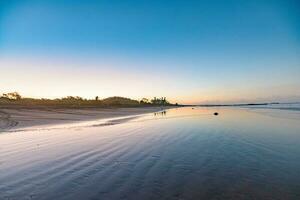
[214,112,219,115]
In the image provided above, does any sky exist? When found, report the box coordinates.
[0,0,300,104]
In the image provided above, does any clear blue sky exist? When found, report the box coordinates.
[1,0,299,104]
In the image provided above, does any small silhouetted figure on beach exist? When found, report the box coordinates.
[95,96,99,101]
[214,112,219,116]
[154,110,167,116]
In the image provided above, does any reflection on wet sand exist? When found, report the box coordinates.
[0,107,300,200]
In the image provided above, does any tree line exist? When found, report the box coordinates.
[0,92,177,108]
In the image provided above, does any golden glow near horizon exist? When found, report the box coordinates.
[1,55,300,104]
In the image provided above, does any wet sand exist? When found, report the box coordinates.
[1,107,300,199]
[0,107,169,131]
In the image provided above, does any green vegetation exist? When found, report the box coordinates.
[0,92,177,108]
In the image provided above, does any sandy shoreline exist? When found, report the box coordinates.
[0,107,171,131]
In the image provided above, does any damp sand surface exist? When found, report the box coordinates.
[1,107,300,200]
[0,107,168,131]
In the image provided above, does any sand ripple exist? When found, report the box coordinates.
[1,107,300,199]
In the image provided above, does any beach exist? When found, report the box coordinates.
[0,107,168,131]
[1,106,300,199]
[2,1,299,199]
